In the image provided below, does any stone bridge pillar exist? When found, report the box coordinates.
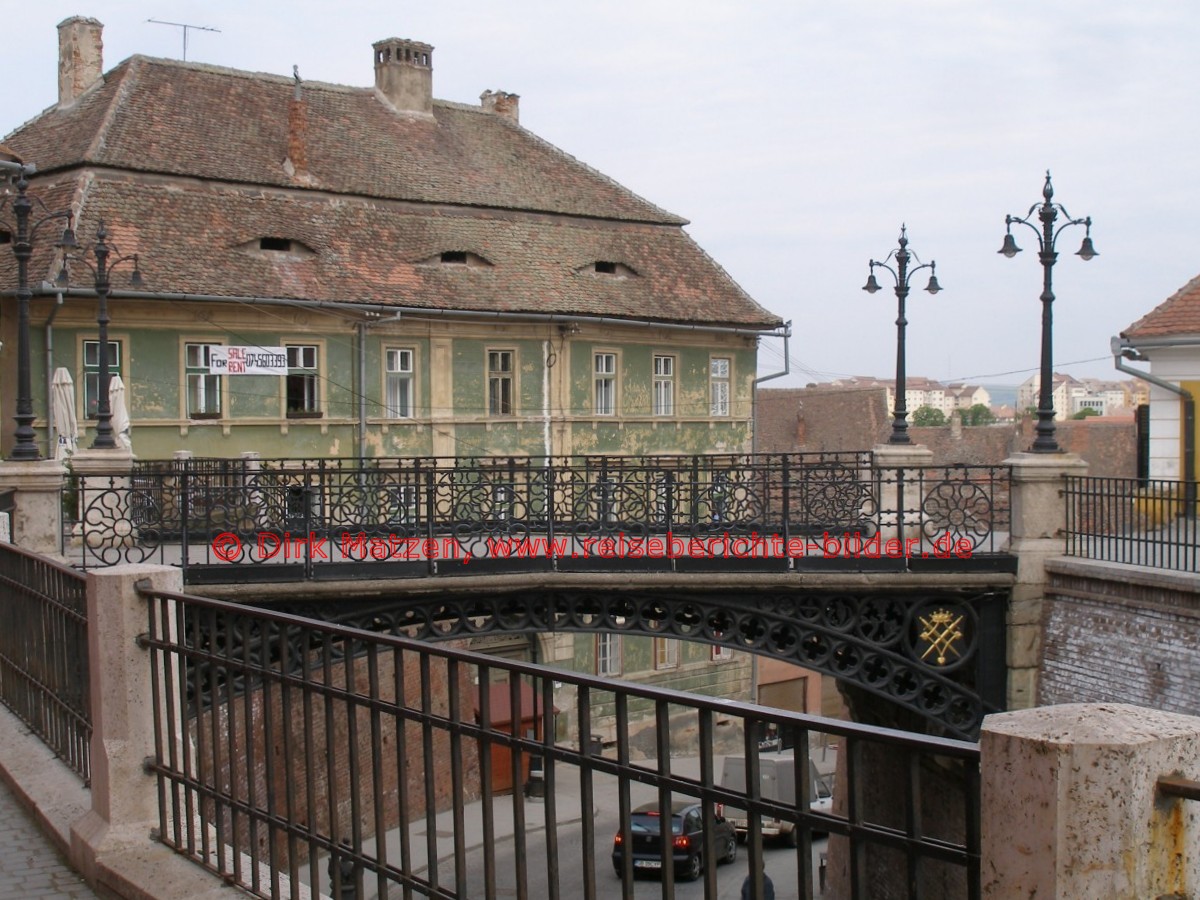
[982,703,1200,898]
[69,563,241,898]
[0,459,67,554]
[1003,451,1086,709]
[872,443,934,544]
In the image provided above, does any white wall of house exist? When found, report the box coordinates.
[1142,344,1200,480]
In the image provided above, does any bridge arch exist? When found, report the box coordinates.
[266,580,1010,739]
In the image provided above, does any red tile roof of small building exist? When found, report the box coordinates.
[1122,274,1200,340]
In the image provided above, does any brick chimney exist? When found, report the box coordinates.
[285,66,310,181]
[480,90,520,123]
[58,16,104,107]
[372,38,433,116]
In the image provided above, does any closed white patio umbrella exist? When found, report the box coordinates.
[51,367,78,460]
[108,374,132,450]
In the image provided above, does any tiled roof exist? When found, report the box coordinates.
[1122,274,1200,340]
[5,57,685,225]
[3,175,776,326]
[3,54,781,328]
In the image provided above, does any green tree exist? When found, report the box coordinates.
[1072,407,1101,420]
[957,403,996,426]
[912,406,946,426]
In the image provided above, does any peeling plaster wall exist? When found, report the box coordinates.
[24,297,762,461]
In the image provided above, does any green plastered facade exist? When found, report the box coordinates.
[22,299,762,462]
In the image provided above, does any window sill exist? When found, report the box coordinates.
[286,411,324,420]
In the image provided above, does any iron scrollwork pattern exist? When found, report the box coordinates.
[66,453,1010,575]
[285,586,1004,739]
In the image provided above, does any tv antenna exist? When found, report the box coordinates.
[147,19,221,61]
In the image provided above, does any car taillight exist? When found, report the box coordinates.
[613,833,623,845]
[673,835,690,851]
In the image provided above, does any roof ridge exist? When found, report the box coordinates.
[84,56,141,164]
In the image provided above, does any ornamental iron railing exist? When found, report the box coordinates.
[139,583,981,900]
[63,453,1011,582]
[0,541,91,783]
[1064,475,1199,572]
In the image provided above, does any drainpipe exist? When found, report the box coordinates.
[751,320,792,454]
[1111,335,1196,515]
[356,321,367,458]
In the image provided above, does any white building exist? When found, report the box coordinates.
[1117,275,1200,481]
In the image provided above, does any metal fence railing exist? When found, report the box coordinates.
[139,583,981,900]
[1065,476,1199,572]
[63,453,1012,582]
[0,542,90,783]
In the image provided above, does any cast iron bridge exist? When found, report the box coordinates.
[67,451,1015,738]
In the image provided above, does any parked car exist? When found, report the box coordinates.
[611,798,738,881]
[719,751,833,844]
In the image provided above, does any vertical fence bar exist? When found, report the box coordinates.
[540,672,560,900]
[419,652,439,896]
[478,664,497,900]
[366,643,388,900]
[905,747,920,896]
[393,644,414,900]
[448,657,468,895]
[577,685,597,900]
[509,671,529,900]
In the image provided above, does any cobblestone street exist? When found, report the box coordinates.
[0,777,97,899]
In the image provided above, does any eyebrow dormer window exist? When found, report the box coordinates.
[580,260,636,278]
[246,237,316,258]
[441,251,468,264]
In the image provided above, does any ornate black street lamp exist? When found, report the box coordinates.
[863,225,942,444]
[0,160,77,460]
[1000,171,1097,453]
[57,220,143,450]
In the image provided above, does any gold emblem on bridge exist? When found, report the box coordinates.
[918,608,965,666]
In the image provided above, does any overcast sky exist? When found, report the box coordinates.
[3,1,1197,388]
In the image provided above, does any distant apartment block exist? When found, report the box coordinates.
[825,376,990,419]
[1015,373,1148,419]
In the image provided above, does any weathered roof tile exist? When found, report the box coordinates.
[3,53,780,328]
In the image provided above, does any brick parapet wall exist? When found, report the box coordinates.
[1039,558,1200,713]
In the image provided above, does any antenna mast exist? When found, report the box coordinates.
[147,18,221,61]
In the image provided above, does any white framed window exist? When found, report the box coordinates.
[488,349,514,416]
[710,357,731,417]
[491,483,514,522]
[652,355,675,416]
[711,645,733,661]
[654,638,679,670]
[386,484,418,525]
[651,472,671,526]
[597,634,622,677]
[286,344,320,416]
[185,343,222,418]
[385,348,414,418]
[594,352,617,416]
[83,339,122,419]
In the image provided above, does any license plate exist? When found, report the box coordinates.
[634,860,662,870]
